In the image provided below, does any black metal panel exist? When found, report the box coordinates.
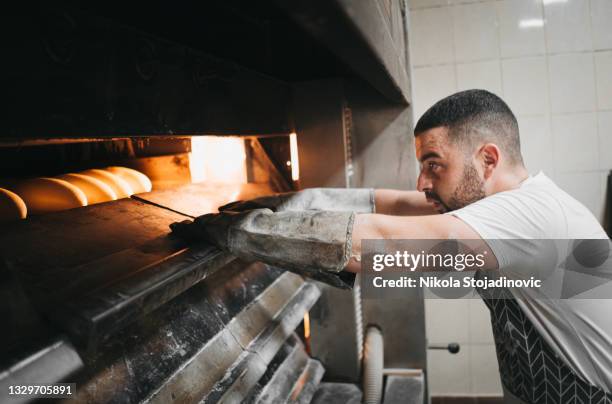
[0,180,283,351]
[1,260,83,392]
[276,0,411,103]
[0,196,225,350]
[292,80,363,382]
[5,5,291,140]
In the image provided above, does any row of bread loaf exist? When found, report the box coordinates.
[0,167,152,221]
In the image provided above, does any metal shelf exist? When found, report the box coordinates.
[0,183,272,349]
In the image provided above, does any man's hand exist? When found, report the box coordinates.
[170,210,270,251]
[169,219,202,242]
[170,208,359,289]
[169,208,355,274]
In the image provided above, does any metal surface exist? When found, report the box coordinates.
[6,5,292,140]
[293,80,349,189]
[293,80,363,382]
[0,337,83,404]
[337,0,411,102]
[0,258,83,399]
[61,263,319,403]
[0,183,276,350]
[133,182,276,218]
[311,383,363,404]
[0,198,185,348]
[293,75,426,380]
[383,374,425,404]
[347,78,418,191]
[251,335,323,403]
[0,138,135,147]
[347,78,427,371]
[1,172,325,403]
[148,270,320,404]
[276,0,410,103]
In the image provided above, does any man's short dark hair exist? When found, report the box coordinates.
[414,89,523,166]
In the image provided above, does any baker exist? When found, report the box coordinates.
[171,89,612,403]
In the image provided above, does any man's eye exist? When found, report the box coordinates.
[428,162,439,170]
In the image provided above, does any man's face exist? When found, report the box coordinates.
[415,127,486,213]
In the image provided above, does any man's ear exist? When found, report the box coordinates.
[479,143,500,179]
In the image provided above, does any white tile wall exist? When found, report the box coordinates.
[425,298,470,344]
[548,53,596,113]
[557,171,603,220]
[518,115,555,177]
[427,346,471,394]
[470,345,504,394]
[450,0,495,5]
[599,111,612,170]
[412,65,457,120]
[456,60,503,95]
[408,0,612,396]
[591,0,612,50]
[452,2,500,62]
[410,8,454,66]
[407,0,450,10]
[543,0,592,53]
[497,0,546,58]
[595,51,612,110]
[468,299,495,344]
[601,172,610,223]
[552,112,599,173]
[502,57,549,115]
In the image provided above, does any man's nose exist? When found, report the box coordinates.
[417,172,432,192]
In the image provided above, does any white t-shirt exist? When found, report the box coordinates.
[449,172,612,393]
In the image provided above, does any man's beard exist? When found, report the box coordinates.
[427,163,486,213]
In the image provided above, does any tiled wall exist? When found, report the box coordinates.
[407,0,612,396]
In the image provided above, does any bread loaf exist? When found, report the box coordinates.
[57,173,117,204]
[80,169,133,198]
[105,166,152,194]
[0,188,27,221]
[12,178,87,214]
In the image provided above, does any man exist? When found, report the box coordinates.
[172,90,611,403]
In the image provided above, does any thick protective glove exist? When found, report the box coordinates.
[219,188,375,214]
[170,209,357,288]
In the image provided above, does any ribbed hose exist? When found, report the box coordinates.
[353,276,364,363]
[363,326,384,404]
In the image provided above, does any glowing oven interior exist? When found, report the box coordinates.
[0,134,299,221]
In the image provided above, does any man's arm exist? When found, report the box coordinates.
[345,213,496,273]
[170,207,497,282]
[220,188,435,216]
[374,189,437,216]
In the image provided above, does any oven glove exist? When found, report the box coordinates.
[219,188,375,214]
[170,209,356,288]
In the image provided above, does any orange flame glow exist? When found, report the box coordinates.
[303,311,310,339]
[289,133,299,182]
[189,137,247,184]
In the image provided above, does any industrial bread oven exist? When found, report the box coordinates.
[1,1,426,403]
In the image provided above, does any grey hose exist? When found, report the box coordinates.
[363,326,384,404]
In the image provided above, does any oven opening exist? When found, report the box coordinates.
[0,135,297,221]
